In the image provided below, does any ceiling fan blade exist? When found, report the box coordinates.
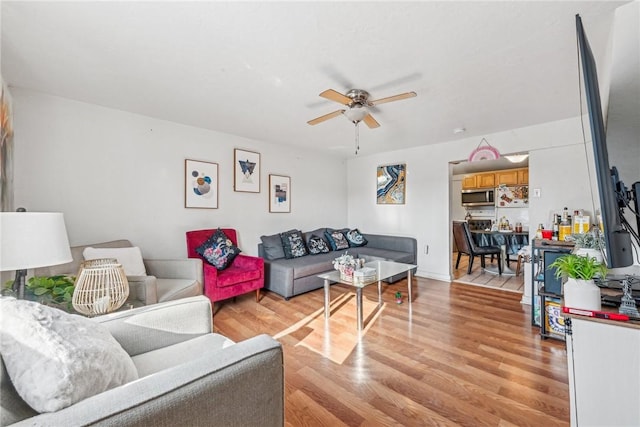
[363,114,380,129]
[307,109,345,125]
[369,91,417,106]
[319,89,352,105]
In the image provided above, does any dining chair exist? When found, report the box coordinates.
[453,221,502,275]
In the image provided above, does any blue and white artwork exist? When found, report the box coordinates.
[234,149,260,193]
[185,159,218,209]
[377,164,406,204]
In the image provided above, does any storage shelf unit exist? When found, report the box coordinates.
[530,238,574,340]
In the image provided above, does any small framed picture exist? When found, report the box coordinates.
[234,149,260,193]
[269,174,291,213]
[377,163,406,204]
[185,159,218,209]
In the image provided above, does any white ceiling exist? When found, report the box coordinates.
[1,1,629,159]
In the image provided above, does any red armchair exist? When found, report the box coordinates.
[186,228,264,303]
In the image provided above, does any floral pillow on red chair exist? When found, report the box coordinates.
[196,228,241,270]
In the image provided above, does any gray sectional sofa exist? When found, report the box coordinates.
[258,228,417,299]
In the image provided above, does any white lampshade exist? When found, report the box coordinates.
[0,212,73,271]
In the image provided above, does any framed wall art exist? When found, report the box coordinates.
[269,174,290,213]
[185,159,218,209]
[377,163,406,204]
[234,148,260,193]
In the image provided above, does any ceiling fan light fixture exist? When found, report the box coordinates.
[343,106,369,123]
[504,153,529,163]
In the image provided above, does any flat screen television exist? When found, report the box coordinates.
[575,14,637,268]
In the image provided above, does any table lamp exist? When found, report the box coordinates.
[0,211,73,299]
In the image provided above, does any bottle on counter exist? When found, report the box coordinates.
[572,210,589,234]
[535,223,544,239]
[559,207,571,241]
[552,214,559,241]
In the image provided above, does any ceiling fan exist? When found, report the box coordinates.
[307,88,417,128]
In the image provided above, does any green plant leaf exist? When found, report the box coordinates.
[33,287,50,296]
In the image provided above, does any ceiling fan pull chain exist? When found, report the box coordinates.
[355,122,360,155]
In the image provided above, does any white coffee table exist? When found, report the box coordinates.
[317,260,417,331]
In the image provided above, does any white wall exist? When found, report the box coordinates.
[347,117,596,281]
[12,89,348,258]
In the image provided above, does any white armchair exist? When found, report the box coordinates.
[34,240,203,306]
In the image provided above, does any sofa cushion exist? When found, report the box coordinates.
[83,246,147,276]
[260,233,286,260]
[0,297,138,413]
[346,229,368,247]
[307,235,330,255]
[303,228,327,246]
[196,228,241,270]
[217,265,262,287]
[325,229,350,251]
[270,252,336,279]
[132,333,234,378]
[156,278,201,303]
[354,247,414,264]
[280,230,308,259]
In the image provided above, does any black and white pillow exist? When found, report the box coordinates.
[325,229,350,251]
[280,230,308,259]
[307,235,330,255]
[346,229,368,247]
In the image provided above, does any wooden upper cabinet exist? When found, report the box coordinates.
[462,175,477,189]
[462,168,528,189]
[496,170,519,186]
[518,168,529,184]
[477,173,496,188]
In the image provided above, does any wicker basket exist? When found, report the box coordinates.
[72,259,129,316]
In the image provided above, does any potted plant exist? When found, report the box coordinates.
[566,229,605,263]
[549,253,607,310]
[3,275,76,312]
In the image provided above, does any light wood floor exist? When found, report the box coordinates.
[452,252,525,293]
[214,278,568,426]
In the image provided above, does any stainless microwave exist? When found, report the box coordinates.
[461,189,494,207]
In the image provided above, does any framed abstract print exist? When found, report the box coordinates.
[185,159,218,209]
[234,149,260,193]
[377,163,406,204]
[269,174,290,213]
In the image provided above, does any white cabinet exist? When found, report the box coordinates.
[566,316,640,426]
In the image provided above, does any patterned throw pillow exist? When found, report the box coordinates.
[325,229,350,251]
[307,235,330,255]
[280,230,308,259]
[196,228,241,270]
[346,229,368,247]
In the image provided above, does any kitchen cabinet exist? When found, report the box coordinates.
[496,170,519,185]
[517,168,529,184]
[462,168,528,190]
[461,175,477,189]
[476,173,495,188]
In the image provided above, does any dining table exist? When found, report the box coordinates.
[471,230,530,276]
